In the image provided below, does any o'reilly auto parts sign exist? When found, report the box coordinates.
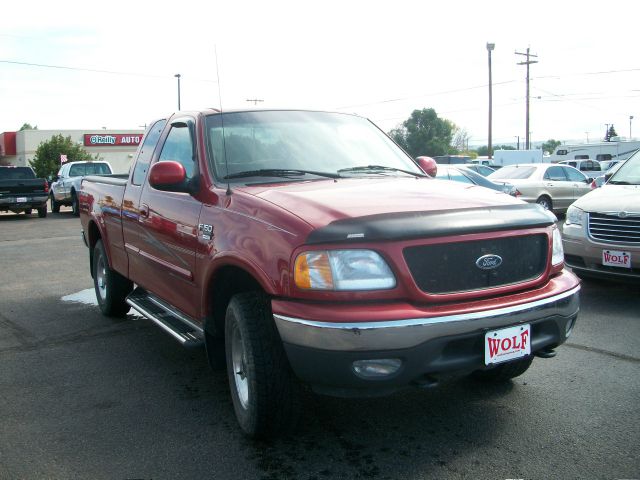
[84,134,142,147]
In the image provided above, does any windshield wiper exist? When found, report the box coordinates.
[337,165,425,177]
[224,169,340,180]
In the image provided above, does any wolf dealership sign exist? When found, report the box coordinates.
[84,134,142,147]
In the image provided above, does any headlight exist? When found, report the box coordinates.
[294,250,396,291]
[552,228,564,266]
[565,205,585,226]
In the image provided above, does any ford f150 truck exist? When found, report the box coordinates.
[50,161,112,216]
[79,109,580,437]
[0,166,49,217]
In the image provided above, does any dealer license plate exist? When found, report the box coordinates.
[485,324,531,365]
[16,197,27,203]
[602,250,631,269]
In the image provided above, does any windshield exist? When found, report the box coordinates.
[489,165,537,180]
[608,151,640,185]
[0,167,36,180]
[205,111,421,182]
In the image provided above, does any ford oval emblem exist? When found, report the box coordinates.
[476,254,503,270]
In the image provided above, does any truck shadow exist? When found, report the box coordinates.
[240,377,516,479]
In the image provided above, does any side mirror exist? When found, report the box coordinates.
[416,156,438,177]
[149,161,190,192]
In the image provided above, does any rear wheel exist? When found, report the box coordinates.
[50,194,60,213]
[71,192,80,216]
[225,292,302,438]
[37,206,47,218]
[92,239,132,317]
[472,356,534,382]
[536,195,552,211]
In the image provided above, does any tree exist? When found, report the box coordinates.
[389,108,455,158]
[19,123,38,131]
[30,134,95,178]
[451,127,471,152]
[605,125,618,141]
[541,139,562,155]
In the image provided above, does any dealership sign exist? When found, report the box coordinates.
[84,134,142,147]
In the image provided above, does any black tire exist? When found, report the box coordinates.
[50,194,60,213]
[71,192,80,217]
[536,195,552,211]
[92,239,132,317]
[37,206,47,218]
[472,355,534,382]
[225,292,302,438]
[25,209,33,215]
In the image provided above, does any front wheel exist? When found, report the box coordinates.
[93,239,132,317]
[225,292,302,438]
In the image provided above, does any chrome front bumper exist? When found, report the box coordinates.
[274,286,580,352]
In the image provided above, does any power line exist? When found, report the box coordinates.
[0,59,218,83]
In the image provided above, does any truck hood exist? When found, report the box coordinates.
[238,177,526,229]
[573,184,640,213]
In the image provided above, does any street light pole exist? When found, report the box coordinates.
[514,136,520,150]
[487,43,495,160]
[630,116,634,140]
[174,74,181,111]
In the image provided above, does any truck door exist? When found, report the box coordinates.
[129,118,202,319]
[122,119,166,281]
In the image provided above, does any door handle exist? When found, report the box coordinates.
[139,204,149,219]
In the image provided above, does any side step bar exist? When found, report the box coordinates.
[126,287,204,348]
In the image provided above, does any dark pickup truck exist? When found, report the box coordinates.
[80,109,580,437]
[0,166,49,217]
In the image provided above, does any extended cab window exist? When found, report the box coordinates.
[158,124,194,179]
[133,119,167,185]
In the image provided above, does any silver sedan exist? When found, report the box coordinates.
[488,163,593,213]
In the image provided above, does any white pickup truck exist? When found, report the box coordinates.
[50,161,112,215]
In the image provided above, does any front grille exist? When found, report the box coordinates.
[403,234,548,294]
[588,213,640,244]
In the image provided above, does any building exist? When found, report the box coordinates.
[0,129,145,174]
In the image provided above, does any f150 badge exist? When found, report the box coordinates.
[198,223,213,240]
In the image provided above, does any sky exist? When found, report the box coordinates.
[1,0,639,147]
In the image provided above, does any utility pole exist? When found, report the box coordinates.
[174,74,181,110]
[515,48,538,150]
[487,43,495,159]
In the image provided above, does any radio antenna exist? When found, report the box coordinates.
[214,45,231,195]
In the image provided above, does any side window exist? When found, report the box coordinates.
[580,161,592,171]
[575,155,589,159]
[448,170,474,184]
[544,166,568,181]
[596,154,612,161]
[132,119,167,186]
[563,167,586,182]
[158,124,195,179]
[557,149,568,155]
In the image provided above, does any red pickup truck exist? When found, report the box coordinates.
[80,109,580,437]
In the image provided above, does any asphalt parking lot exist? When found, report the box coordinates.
[1,210,639,479]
